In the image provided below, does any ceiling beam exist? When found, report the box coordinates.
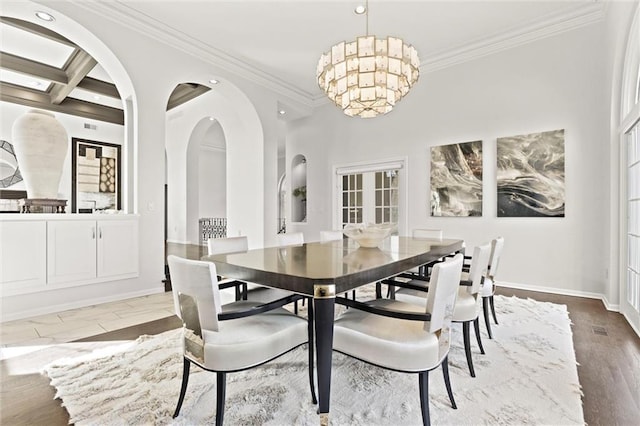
[0,52,68,84]
[76,77,120,98]
[49,49,98,104]
[0,83,124,125]
[0,17,76,47]
[167,83,211,110]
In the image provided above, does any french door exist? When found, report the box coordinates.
[334,158,407,234]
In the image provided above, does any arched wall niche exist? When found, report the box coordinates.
[290,154,307,223]
[164,79,265,248]
[0,1,137,212]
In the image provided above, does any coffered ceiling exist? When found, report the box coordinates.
[0,16,125,124]
[0,16,210,125]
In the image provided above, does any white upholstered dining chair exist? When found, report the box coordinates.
[276,231,304,246]
[333,254,464,426]
[167,255,316,425]
[208,236,292,303]
[395,243,492,377]
[412,228,443,240]
[319,230,343,242]
[481,237,505,339]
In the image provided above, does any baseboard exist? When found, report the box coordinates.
[621,311,640,338]
[498,281,619,311]
[600,295,620,312]
[1,287,166,323]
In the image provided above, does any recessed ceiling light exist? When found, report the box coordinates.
[30,81,43,88]
[354,5,366,15]
[208,79,219,85]
[93,95,101,100]
[35,11,55,22]
[208,116,215,121]
[278,110,286,115]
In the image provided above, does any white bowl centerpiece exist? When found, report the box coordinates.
[343,223,396,248]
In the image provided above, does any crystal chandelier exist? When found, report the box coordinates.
[316,0,420,118]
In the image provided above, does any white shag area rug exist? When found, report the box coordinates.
[44,294,583,425]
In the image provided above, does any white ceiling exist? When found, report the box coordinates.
[99,0,603,100]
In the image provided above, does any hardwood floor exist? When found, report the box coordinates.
[1,288,638,425]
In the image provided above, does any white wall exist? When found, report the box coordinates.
[199,123,227,220]
[289,23,610,298]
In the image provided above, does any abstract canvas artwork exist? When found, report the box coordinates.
[71,138,121,213]
[496,129,565,217]
[430,140,483,216]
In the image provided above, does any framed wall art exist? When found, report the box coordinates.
[496,129,565,217]
[71,138,121,213]
[430,140,483,216]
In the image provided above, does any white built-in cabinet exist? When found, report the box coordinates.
[0,220,47,293]
[0,215,139,296]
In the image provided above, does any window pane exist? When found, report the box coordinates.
[384,208,390,222]
[343,209,348,223]
[350,192,355,204]
[356,174,363,189]
[375,190,382,205]
[356,209,363,223]
[349,174,355,188]
[375,172,382,188]
[376,208,382,223]
[356,191,362,206]
[343,192,348,206]
[384,190,390,205]
[342,175,348,188]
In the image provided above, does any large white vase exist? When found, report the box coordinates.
[11,109,69,199]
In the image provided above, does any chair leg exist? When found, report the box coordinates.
[483,297,494,339]
[441,356,457,409]
[216,372,226,426]
[473,317,485,355]
[490,295,498,324]
[462,321,475,377]
[173,357,191,418]
[307,297,318,404]
[294,300,299,315]
[242,283,248,300]
[418,371,430,426]
[376,282,382,299]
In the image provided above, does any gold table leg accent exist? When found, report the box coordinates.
[314,284,336,299]
[320,412,330,426]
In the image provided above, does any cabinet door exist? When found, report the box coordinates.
[0,221,47,293]
[97,219,139,279]
[47,220,97,284]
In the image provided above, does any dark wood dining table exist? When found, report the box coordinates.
[203,236,464,425]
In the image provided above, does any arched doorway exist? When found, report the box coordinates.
[164,80,266,249]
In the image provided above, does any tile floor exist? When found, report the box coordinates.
[0,292,175,360]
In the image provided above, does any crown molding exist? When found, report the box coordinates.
[67,1,605,110]
[422,2,606,73]
[67,0,316,107]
